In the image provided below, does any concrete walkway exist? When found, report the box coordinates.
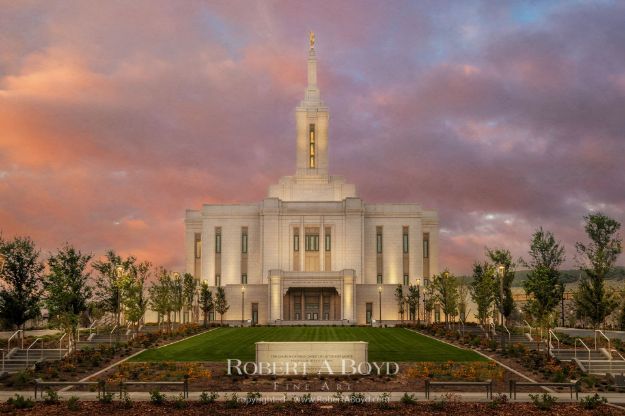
[0,390,624,404]
[556,327,625,341]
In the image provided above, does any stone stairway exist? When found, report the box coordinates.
[76,331,130,349]
[1,349,66,373]
[550,348,607,361]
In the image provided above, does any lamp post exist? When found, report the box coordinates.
[416,278,421,326]
[423,279,428,325]
[496,265,505,348]
[241,286,246,325]
[378,286,382,326]
[559,282,565,327]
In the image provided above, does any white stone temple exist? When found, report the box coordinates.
[185,35,438,325]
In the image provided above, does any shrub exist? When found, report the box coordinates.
[98,391,114,404]
[119,391,133,409]
[529,392,557,410]
[43,389,60,405]
[245,391,262,405]
[173,394,187,409]
[488,393,508,409]
[199,391,218,404]
[7,394,35,409]
[379,392,391,409]
[225,393,239,409]
[149,389,167,405]
[580,393,607,410]
[67,396,80,411]
[400,392,417,405]
[349,392,366,405]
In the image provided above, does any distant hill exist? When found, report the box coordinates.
[458,266,625,287]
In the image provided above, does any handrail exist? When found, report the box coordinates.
[612,349,625,362]
[489,322,496,336]
[26,338,43,364]
[523,320,533,341]
[595,330,611,355]
[502,322,511,342]
[575,338,591,373]
[548,329,560,351]
[58,333,67,358]
[8,329,23,350]
[109,324,118,345]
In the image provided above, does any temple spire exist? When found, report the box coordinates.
[305,32,319,103]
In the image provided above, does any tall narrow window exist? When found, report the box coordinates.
[294,228,300,251]
[215,274,221,287]
[241,227,248,253]
[241,274,247,284]
[403,229,409,254]
[309,124,316,168]
[194,233,202,259]
[423,236,429,259]
[403,274,409,286]
[377,274,383,284]
[215,227,222,254]
[325,228,331,251]
[376,229,383,253]
[305,234,319,251]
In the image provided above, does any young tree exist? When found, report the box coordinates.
[171,274,184,323]
[522,228,565,353]
[0,236,43,336]
[199,282,214,327]
[469,262,496,326]
[405,284,420,323]
[92,250,137,326]
[431,270,459,327]
[457,277,470,324]
[182,273,198,323]
[149,268,174,331]
[486,248,516,325]
[123,261,150,333]
[574,213,622,329]
[214,286,229,325]
[423,283,436,324]
[44,245,92,352]
[394,285,405,322]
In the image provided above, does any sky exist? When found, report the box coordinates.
[1,0,624,274]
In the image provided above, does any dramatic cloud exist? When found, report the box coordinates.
[1,0,624,273]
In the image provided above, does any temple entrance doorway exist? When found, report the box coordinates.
[282,287,341,321]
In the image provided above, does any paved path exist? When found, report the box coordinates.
[0,329,61,339]
[1,390,624,404]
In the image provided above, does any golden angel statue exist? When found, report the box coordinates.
[309,31,315,49]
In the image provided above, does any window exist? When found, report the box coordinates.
[403,230,409,254]
[294,229,299,252]
[376,233,383,253]
[305,234,319,251]
[423,239,429,258]
[377,274,383,284]
[215,274,221,287]
[309,124,316,168]
[325,232,331,251]
[403,274,409,286]
[194,233,201,259]
[215,228,221,253]
[241,274,247,284]
[241,228,248,253]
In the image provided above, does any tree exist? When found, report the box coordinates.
[214,286,229,325]
[457,277,470,324]
[469,262,496,326]
[44,245,92,352]
[149,268,174,331]
[0,236,43,336]
[199,282,214,327]
[574,213,622,329]
[522,228,565,353]
[182,273,198,323]
[486,248,516,325]
[423,284,436,324]
[171,274,184,323]
[92,250,137,326]
[123,261,150,333]
[405,284,420,323]
[431,270,459,327]
[394,285,405,322]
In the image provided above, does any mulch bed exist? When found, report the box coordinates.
[1,401,622,415]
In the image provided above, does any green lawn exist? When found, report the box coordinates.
[131,327,485,362]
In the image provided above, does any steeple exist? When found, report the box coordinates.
[295,32,329,178]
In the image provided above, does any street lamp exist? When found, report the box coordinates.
[378,286,382,325]
[115,265,125,328]
[241,286,246,325]
[416,278,421,326]
[559,282,565,327]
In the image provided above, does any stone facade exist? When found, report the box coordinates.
[185,38,438,325]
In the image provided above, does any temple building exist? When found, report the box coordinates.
[184,35,438,325]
